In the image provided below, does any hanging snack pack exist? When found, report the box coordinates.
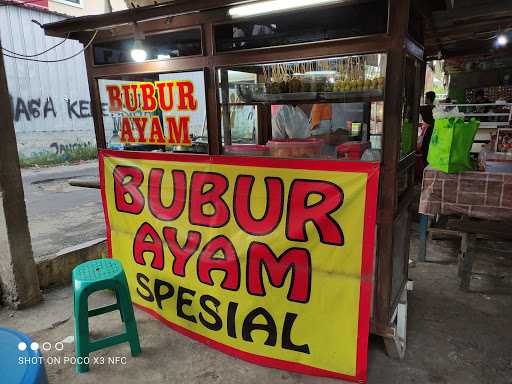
[427,117,479,173]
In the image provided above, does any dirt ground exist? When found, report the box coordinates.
[1,224,511,384]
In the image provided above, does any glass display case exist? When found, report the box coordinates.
[218,53,386,161]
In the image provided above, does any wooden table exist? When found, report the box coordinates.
[418,167,512,290]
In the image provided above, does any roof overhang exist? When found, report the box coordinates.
[42,0,255,38]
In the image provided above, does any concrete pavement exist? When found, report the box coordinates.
[21,160,105,260]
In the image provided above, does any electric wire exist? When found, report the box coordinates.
[2,30,98,62]
[2,33,70,57]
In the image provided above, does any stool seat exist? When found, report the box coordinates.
[72,258,141,373]
[73,258,123,282]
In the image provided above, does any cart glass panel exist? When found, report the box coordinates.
[93,28,202,65]
[98,70,208,154]
[400,56,418,160]
[214,0,388,53]
[218,53,386,161]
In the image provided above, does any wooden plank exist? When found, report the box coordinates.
[89,56,209,78]
[448,219,512,240]
[212,35,392,67]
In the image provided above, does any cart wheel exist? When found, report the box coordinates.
[383,286,408,360]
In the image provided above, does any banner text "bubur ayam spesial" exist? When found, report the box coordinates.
[113,164,345,354]
[101,152,378,381]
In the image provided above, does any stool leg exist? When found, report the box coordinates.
[115,290,124,323]
[74,291,91,373]
[126,315,141,357]
[418,214,429,262]
[117,284,141,356]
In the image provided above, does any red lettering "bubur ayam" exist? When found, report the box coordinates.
[106,81,198,146]
[113,165,345,304]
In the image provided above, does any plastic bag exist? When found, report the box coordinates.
[401,120,414,154]
[427,117,479,173]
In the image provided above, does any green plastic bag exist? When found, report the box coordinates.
[427,117,479,173]
[401,120,414,155]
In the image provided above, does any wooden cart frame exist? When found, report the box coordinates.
[44,0,424,358]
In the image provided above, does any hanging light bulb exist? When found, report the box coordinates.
[131,38,147,62]
[497,33,509,47]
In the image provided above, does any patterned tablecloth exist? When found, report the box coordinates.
[419,166,512,221]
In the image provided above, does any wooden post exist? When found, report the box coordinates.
[220,69,232,146]
[84,45,107,150]
[375,0,410,327]
[204,23,221,155]
[257,104,271,145]
[0,43,42,308]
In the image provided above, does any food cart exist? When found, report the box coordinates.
[43,0,424,376]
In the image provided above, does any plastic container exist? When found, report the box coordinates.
[267,138,323,158]
[224,144,269,157]
[336,141,371,160]
[107,131,124,151]
[0,327,48,384]
[478,148,512,172]
[236,83,266,102]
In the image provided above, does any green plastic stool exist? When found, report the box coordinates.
[72,258,141,373]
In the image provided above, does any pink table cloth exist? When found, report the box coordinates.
[419,166,512,221]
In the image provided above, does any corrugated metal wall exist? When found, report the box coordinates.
[0,4,95,159]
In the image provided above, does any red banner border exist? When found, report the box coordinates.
[99,149,380,384]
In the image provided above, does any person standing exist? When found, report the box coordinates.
[420,91,436,164]
[309,103,360,156]
[271,104,311,139]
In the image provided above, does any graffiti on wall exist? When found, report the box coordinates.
[49,141,95,155]
[11,94,98,161]
[10,93,153,161]
[11,95,114,160]
[9,95,96,122]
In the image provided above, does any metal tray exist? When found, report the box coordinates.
[253,92,318,102]
[320,89,384,100]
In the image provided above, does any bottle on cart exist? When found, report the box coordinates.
[107,130,124,151]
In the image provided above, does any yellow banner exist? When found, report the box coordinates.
[100,150,379,382]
